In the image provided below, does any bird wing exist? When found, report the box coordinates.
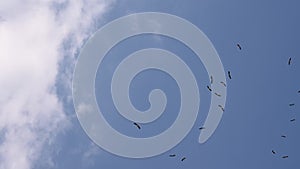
[214,92,221,97]
[228,71,232,79]
[133,122,141,129]
[220,81,226,87]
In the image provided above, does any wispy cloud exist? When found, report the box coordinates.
[0,0,114,169]
[81,143,102,168]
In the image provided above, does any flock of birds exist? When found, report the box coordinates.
[129,43,240,162]
[271,56,298,159]
[129,43,298,162]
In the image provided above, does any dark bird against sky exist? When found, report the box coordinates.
[169,154,176,157]
[133,122,141,129]
[290,118,296,122]
[228,71,232,79]
[220,81,226,87]
[207,85,212,92]
[199,127,205,130]
[218,105,225,112]
[288,57,292,65]
[289,103,295,106]
[282,155,289,159]
[272,150,276,154]
[181,157,186,161]
[214,92,221,97]
[237,43,242,50]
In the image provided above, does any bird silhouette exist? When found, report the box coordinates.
[207,85,212,92]
[199,127,205,130]
[181,157,186,161]
[282,155,289,159]
[214,92,221,97]
[298,90,300,93]
[220,81,226,87]
[218,105,225,112]
[133,122,141,129]
[281,135,287,138]
[237,43,242,50]
[272,150,276,154]
[288,57,292,65]
[290,118,296,122]
[210,76,213,84]
[289,103,295,106]
[228,71,232,79]
[169,154,176,157]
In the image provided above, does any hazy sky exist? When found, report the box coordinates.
[0,1,299,169]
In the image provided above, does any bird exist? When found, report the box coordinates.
[181,157,186,161]
[218,105,225,112]
[169,154,176,157]
[220,81,226,87]
[281,135,287,138]
[288,57,292,65]
[282,155,289,159]
[207,85,212,92]
[272,150,276,154]
[210,76,213,84]
[237,43,242,50]
[290,118,296,122]
[133,122,141,129]
[228,71,232,79]
[214,92,221,97]
[199,127,205,130]
[298,90,300,93]
[289,103,295,106]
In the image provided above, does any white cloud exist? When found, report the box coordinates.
[0,0,114,169]
[81,143,102,168]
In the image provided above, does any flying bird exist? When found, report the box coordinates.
[181,157,186,161]
[210,76,213,84]
[289,103,295,106]
[133,122,141,129]
[218,105,225,112]
[207,85,212,92]
[288,57,292,65]
[290,118,296,122]
[298,90,300,93]
[281,135,287,138]
[199,127,205,130]
[228,71,232,79]
[214,92,221,97]
[169,154,176,157]
[237,43,242,50]
[220,81,226,87]
[282,155,289,159]
[272,150,276,154]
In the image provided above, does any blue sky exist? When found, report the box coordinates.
[1,0,299,169]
